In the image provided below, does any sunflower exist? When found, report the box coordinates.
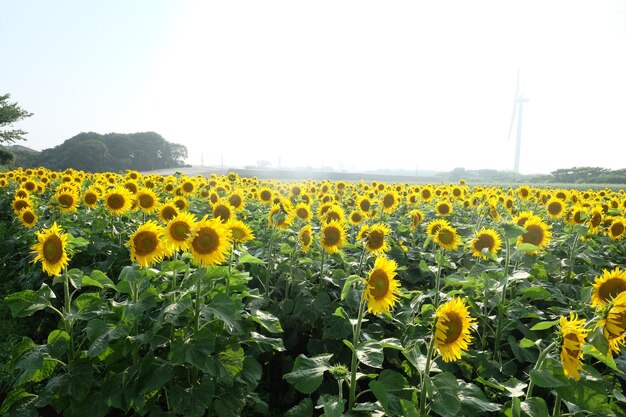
[408,209,424,230]
[31,222,70,276]
[591,267,626,309]
[299,225,313,253]
[470,228,502,259]
[517,217,552,254]
[180,179,196,195]
[158,202,179,224]
[228,191,245,211]
[517,186,532,200]
[172,196,189,212]
[434,225,461,250]
[559,313,588,381]
[364,222,391,255]
[607,218,626,240]
[322,204,345,224]
[426,218,450,237]
[545,197,565,218]
[82,186,100,208]
[321,220,346,254]
[19,208,38,229]
[435,200,453,217]
[189,216,232,266]
[12,197,31,215]
[213,199,235,223]
[420,186,434,202]
[258,187,273,204]
[434,297,475,362]
[568,205,587,225]
[597,291,626,356]
[136,188,160,213]
[348,210,366,225]
[227,219,254,243]
[512,211,539,228]
[364,257,401,315]
[165,211,197,252]
[268,203,293,229]
[588,206,604,233]
[104,186,134,215]
[357,196,373,214]
[128,221,169,267]
[380,190,400,214]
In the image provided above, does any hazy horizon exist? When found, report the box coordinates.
[3,1,626,175]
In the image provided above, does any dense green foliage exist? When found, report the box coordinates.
[0,93,33,145]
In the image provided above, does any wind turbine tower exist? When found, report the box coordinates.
[507,70,529,173]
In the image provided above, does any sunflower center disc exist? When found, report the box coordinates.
[369,270,389,299]
[475,234,494,252]
[383,195,394,208]
[171,223,190,241]
[443,313,463,344]
[324,227,340,246]
[194,228,218,254]
[214,205,231,222]
[523,225,543,246]
[43,235,63,264]
[23,212,35,224]
[611,223,625,236]
[438,229,454,245]
[368,230,385,250]
[58,194,74,207]
[135,232,158,256]
[107,195,124,210]
[599,278,626,302]
[139,195,153,208]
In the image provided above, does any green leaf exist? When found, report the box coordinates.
[529,320,559,331]
[430,372,461,417]
[5,284,55,318]
[249,331,285,351]
[169,379,214,417]
[502,223,527,239]
[238,253,265,264]
[13,344,57,386]
[85,319,127,358]
[529,369,567,388]
[84,270,116,290]
[218,346,245,378]
[170,326,216,371]
[588,327,609,356]
[457,381,502,413]
[317,394,345,417]
[519,338,536,349]
[67,235,90,248]
[80,275,103,289]
[283,354,332,394]
[356,339,384,369]
[582,344,620,372]
[0,388,37,416]
[341,275,362,301]
[47,330,70,357]
[285,398,313,417]
[521,287,551,300]
[369,370,416,416]
[520,397,549,417]
[516,243,541,253]
[241,356,263,389]
[249,309,283,333]
[204,292,240,331]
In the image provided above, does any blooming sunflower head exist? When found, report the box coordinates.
[545,197,566,218]
[517,217,552,254]
[104,186,134,215]
[597,291,626,357]
[364,257,401,315]
[295,203,313,222]
[591,267,626,310]
[434,297,476,362]
[128,221,169,268]
[348,210,366,225]
[380,190,400,214]
[189,216,232,266]
[469,228,502,259]
[364,223,391,255]
[82,186,100,208]
[426,218,450,237]
[136,188,160,213]
[408,209,424,230]
[227,219,254,243]
[55,189,79,213]
[31,222,71,276]
[434,225,461,251]
[321,220,346,254]
[559,313,588,381]
[435,200,453,217]
[268,202,293,229]
[165,211,197,252]
[19,208,38,229]
[158,202,179,224]
[213,199,236,223]
[607,218,626,240]
[299,225,313,253]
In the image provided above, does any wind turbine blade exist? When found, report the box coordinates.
[507,102,517,140]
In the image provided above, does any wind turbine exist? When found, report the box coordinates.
[507,69,529,173]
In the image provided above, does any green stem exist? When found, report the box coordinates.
[419,328,438,417]
[356,245,367,277]
[320,248,326,281]
[348,294,367,410]
[191,268,204,383]
[63,274,75,361]
[265,229,275,296]
[433,251,443,308]
[494,238,512,359]
[566,232,580,282]
[552,391,562,417]
[526,341,557,399]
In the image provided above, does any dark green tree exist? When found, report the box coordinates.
[0,94,33,144]
[0,147,15,165]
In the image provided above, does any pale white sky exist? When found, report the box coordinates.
[2,0,626,174]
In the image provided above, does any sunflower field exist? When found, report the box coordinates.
[1,167,626,417]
